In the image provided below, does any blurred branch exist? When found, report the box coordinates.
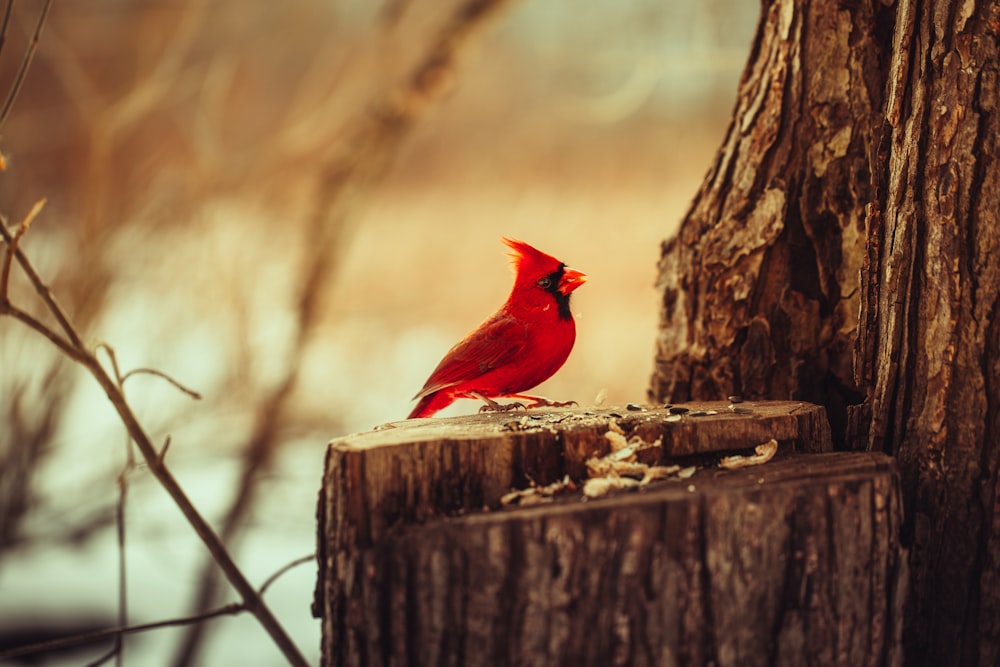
[94,0,209,135]
[0,553,315,662]
[19,604,244,665]
[0,367,63,549]
[37,0,206,127]
[0,220,309,666]
[0,1,13,60]
[1,206,84,349]
[172,1,515,663]
[1,301,81,360]
[109,457,133,667]
[32,0,210,330]
[0,0,51,129]
[0,198,45,300]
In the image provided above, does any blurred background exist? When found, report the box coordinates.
[0,0,757,664]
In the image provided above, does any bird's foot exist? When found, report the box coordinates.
[478,398,527,414]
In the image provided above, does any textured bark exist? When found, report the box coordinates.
[856,2,1000,665]
[313,403,905,666]
[649,0,891,444]
[651,0,1000,664]
[315,408,902,667]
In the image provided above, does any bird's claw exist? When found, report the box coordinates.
[479,401,527,414]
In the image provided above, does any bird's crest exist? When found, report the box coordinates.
[502,237,563,278]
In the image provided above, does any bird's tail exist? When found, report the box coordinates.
[407,391,455,419]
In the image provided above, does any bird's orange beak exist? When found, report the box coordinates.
[558,267,587,295]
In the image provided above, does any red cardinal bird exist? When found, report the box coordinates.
[408,238,586,418]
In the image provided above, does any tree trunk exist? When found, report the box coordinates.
[650,1,1000,664]
[648,0,889,444]
[315,403,906,666]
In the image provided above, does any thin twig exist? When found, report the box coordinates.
[173,3,513,661]
[85,645,119,667]
[114,451,135,667]
[0,553,312,662]
[0,602,245,662]
[97,343,203,399]
[0,0,14,63]
[0,216,86,348]
[93,342,309,666]
[259,553,315,595]
[0,0,14,174]
[1,198,45,300]
[95,342,126,386]
[0,216,12,300]
[97,345,139,667]
[121,367,203,399]
[172,372,299,665]
[0,227,308,666]
[158,435,172,465]
[0,0,53,128]
[1,301,85,361]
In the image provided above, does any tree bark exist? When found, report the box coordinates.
[648,0,891,445]
[857,1,1000,664]
[650,0,1000,664]
[314,403,869,666]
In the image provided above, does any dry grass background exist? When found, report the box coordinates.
[0,0,756,664]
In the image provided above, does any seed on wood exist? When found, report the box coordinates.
[669,406,690,415]
[626,403,644,411]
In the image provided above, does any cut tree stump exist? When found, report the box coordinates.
[314,402,905,666]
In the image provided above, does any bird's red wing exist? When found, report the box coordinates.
[413,313,527,400]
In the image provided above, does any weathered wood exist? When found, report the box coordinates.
[852,4,1000,664]
[648,0,888,445]
[318,401,830,546]
[649,0,1000,664]
[314,403,907,666]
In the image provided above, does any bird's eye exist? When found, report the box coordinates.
[537,277,552,289]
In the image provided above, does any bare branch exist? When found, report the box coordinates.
[84,645,118,667]
[0,0,14,62]
[95,342,126,387]
[121,367,203,399]
[96,343,203,400]
[0,0,53,129]
[87,350,308,665]
[259,553,315,596]
[0,602,245,662]
[0,553,314,662]
[1,222,308,667]
[113,455,135,666]
[1,301,85,362]
[1,199,45,300]
[95,342,203,399]
[174,3,515,662]
[0,215,85,349]
[158,435,172,465]
[0,5,309,664]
